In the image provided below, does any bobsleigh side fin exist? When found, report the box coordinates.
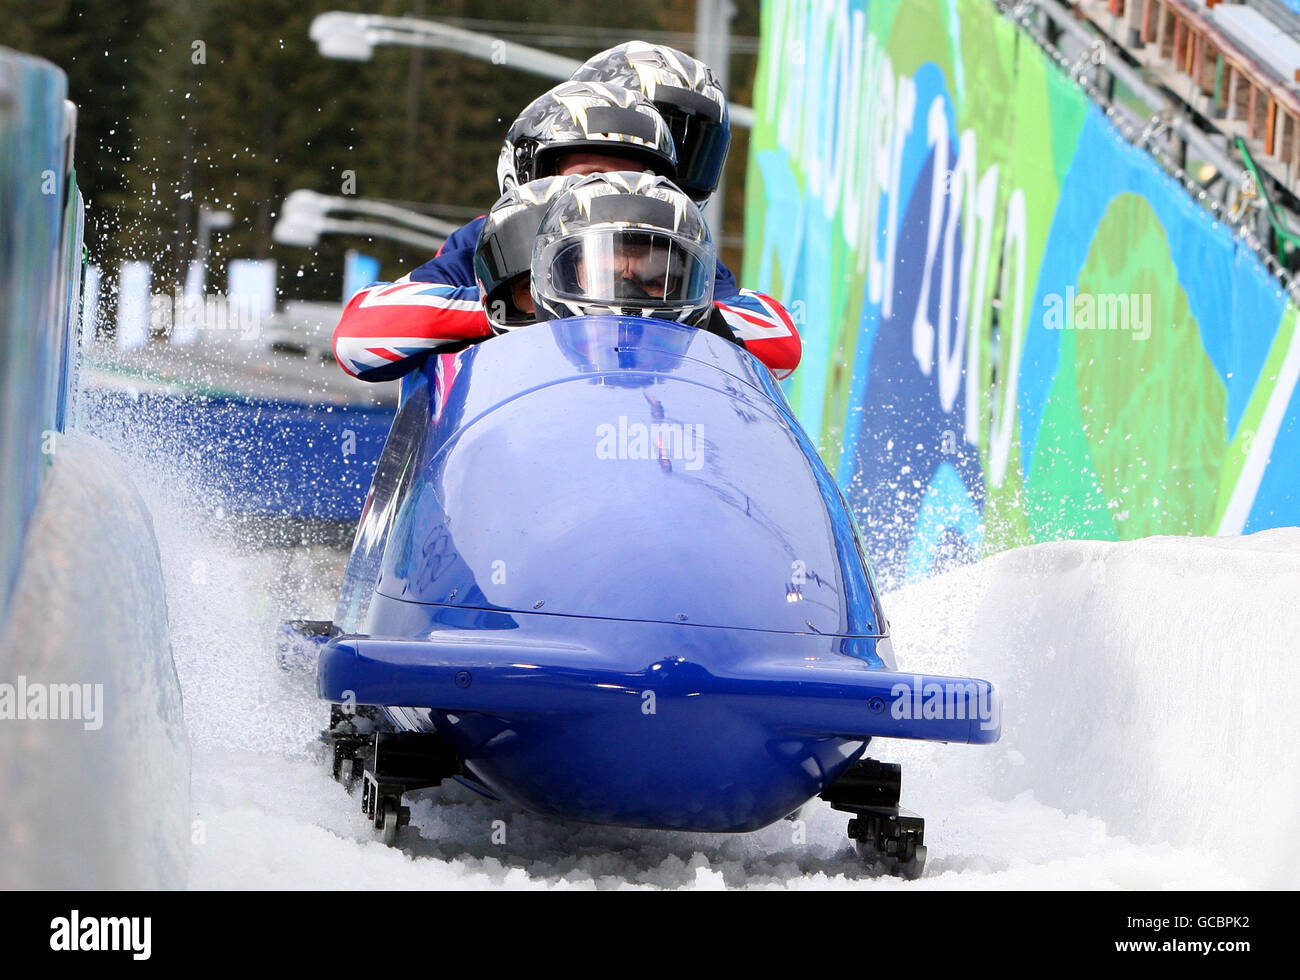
[318,634,1000,745]
[747,666,1001,745]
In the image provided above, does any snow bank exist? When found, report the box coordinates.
[885,529,1300,887]
[175,527,1297,889]
[0,432,190,888]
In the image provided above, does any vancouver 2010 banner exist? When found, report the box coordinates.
[743,0,1300,585]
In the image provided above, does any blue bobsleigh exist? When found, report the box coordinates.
[309,315,999,877]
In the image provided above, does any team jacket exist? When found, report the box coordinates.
[332,216,801,383]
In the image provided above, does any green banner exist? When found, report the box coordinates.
[744,0,1300,584]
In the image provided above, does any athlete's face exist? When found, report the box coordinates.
[556,152,648,177]
[511,275,535,314]
[576,241,680,300]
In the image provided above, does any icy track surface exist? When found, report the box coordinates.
[96,405,1300,887]
[169,519,1300,890]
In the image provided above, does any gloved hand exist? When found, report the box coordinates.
[702,306,746,347]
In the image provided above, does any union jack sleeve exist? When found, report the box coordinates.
[332,279,491,382]
[712,289,802,379]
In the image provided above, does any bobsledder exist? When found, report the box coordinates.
[297,311,1000,878]
[288,172,999,879]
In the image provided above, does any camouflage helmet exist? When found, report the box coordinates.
[495,80,677,195]
[531,171,716,328]
[474,175,583,332]
[573,41,730,204]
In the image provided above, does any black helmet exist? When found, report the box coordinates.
[572,41,730,204]
[531,171,716,329]
[474,176,583,333]
[496,81,678,194]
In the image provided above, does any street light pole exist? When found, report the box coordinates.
[308,11,755,127]
[175,207,235,345]
[311,13,583,78]
[274,190,457,251]
[307,9,752,251]
[695,0,736,234]
[184,207,235,300]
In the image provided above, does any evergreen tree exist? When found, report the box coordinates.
[0,0,153,261]
[4,0,759,298]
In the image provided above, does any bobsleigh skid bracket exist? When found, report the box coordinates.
[819,758,926,880]
[324,705,462,845]
[276,619,336,672]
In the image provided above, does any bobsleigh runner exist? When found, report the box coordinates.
[282,315,999,879]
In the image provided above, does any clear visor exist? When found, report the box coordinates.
[542,229,714,308]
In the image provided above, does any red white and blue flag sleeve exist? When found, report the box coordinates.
[712,289,802,379]
[332,278,491,382]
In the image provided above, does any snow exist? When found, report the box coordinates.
[165,516,1298,889]
[0,433,190,888]
[886,532,1300,888]
[71,390,1300,887]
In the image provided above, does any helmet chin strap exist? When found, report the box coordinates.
[568,302,707,327]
